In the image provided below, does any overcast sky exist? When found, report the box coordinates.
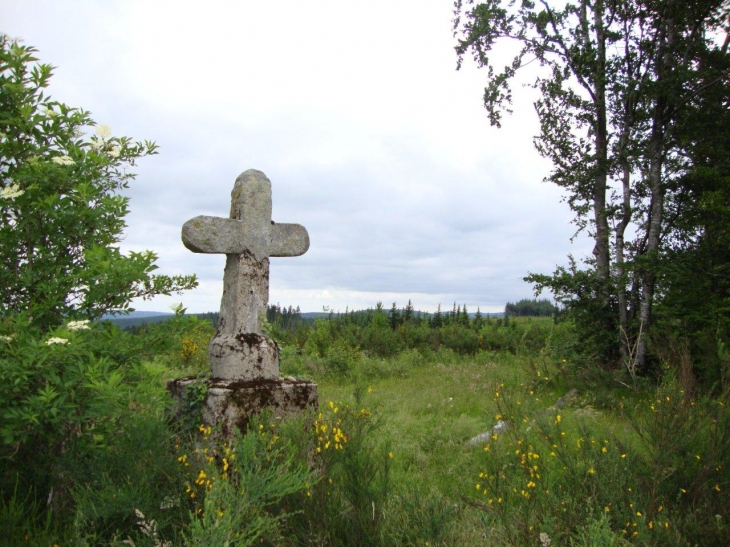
[2,0,591,314]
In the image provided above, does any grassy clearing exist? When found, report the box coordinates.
[2,315,729,545]
[282,343,729,546]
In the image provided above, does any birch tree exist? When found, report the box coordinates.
[454,0,730,371]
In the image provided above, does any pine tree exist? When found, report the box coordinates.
[461,304,470,326]
[403,299,415,323]
[389,302,401,330]
[474,307,483,329]
[431,303,443,329]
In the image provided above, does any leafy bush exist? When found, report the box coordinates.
[0,484,58,546]
[386,488,458,546]
[324,338,361,375]
[0,35,195,331]
[70,415,191,545]
[280,397,393,547]
[183,416,313,547]
[130,310,215,375]
[0,317,174,515]
[441,324,481,354]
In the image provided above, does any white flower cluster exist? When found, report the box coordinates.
[96,124,112,138]
[89,124,120,158]
[45,337,69,345]
[0,335,15,343]
[66,320,91,331]
[1,183,24,200]
[51,155,75,166]
[89,137,103,152]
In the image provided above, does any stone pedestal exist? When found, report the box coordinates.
[208,331,279,381]
[168,376,318,437]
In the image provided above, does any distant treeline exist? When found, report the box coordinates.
[191,301,484,331]
[117,299,559,357]
[120,304,305,332]
[273,299,555,358]
[504,298,560,317]
[267,304,303,328]
[115,299,555,333]
[314,301,502,330]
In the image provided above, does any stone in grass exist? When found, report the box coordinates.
[468,420,509,447]
[467,389,580,446]
[168,169,317,436]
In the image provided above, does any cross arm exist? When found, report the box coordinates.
[269,223,309,257]
[181,215,309,257]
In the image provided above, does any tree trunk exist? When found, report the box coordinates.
[635,2,676,371]
[616,160,633,361]
[592,0,611,307]
[636,132,665,370]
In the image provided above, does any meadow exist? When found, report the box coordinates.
[3,311,728,546]
[3,25,729,547]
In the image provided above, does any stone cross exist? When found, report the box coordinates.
[181,169,309,381]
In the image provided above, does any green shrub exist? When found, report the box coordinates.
[441,324,481,354]
[0,35,195,332]
[360,321,403,357]
[630,375,730,546]
[304,318,335,358]
[324,338,362,376]
[0,316,175,526]
[0,484,59,546]
[183,416,313,547]
[70,415,191,545]
[469,369,730,546]
[280,396,393,546]
[386,488,458,546]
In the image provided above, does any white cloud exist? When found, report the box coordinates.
[1,0,591,314]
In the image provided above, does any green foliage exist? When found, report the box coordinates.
[0,34,196,331]
[324,338,362,375]
[280,397,393,547]
[526,262,620,366]
[569,514,632,547]
[387,489,458,546]
[4,311,730,545]
[455,0,730,375]
[440,323,481,354]
[70,415,191,545]
[183,416,313,547]
[505,298,560,318]
[630,377,730,545]
[466,367,730,546]
[0,317,175,513]
[289,301,560,366]
[0,484,58,546]
[132,311,215,375]
[656,161,730,387]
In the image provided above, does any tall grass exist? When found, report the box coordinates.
[2,315,729,545]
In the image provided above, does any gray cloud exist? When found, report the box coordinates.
[2,0,592,313]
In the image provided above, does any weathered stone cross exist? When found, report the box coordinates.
[181,169,309,381]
